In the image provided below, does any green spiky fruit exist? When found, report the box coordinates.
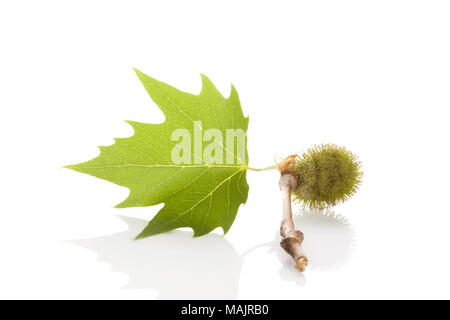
[291,144,362,209]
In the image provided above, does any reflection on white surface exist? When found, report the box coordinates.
[69,216,243,299]
[295,208,355,270]
[248,208,355,287]
[272,208,355,277]
[69,210,354,297]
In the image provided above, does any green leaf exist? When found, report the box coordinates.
[65,69,249,238]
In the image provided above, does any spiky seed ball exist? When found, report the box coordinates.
[291,144,362,209]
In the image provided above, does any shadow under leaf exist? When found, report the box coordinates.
[69,216,243,299]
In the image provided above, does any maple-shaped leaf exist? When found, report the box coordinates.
[65,69,249,238]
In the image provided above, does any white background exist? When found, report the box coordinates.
[1,0,450,299]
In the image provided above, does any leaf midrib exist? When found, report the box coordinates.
[77,164,248,170]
